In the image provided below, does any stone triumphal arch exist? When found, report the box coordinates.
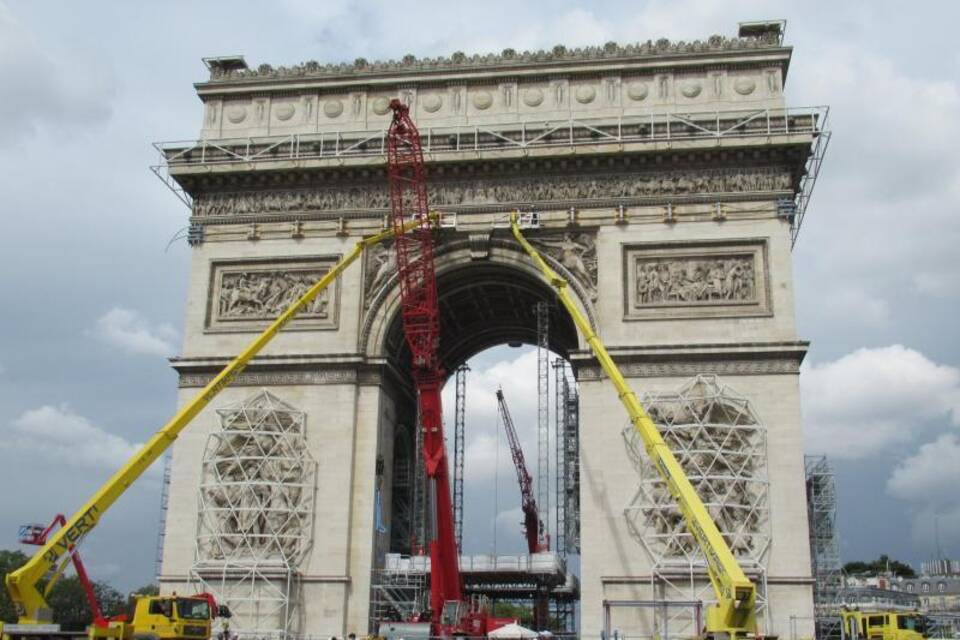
[156,20,828,639]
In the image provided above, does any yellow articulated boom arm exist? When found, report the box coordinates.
[5,220,422,627]
[510,213,758,639]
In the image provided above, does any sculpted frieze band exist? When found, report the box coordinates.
[193,167,792,218]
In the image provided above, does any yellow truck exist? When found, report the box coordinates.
[840,609,928,640]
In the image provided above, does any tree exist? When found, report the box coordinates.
[0,550,30,623]
[843,554,916,578]
[131,584,159,597]
[46,576,126,631]
[491,601,534,626]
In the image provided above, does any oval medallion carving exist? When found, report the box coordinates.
[473,91,493,110]
[523,88,544,107]
[575,85,596,104]
[324,100,343,118]
[371,97,391,115]
[680,82,702,98]
[422,94,443,113]
[226,105,247,124]
[274,103,296,121]
[627,82,649,101]
[734,77,757,96]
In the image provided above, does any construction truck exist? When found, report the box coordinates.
[1,220,421,640]
[840,607,928,640]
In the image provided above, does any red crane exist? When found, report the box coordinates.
[18,514,118,629]
[495,389,549,554]
[386,100,462,629]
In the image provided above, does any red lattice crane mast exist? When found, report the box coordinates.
[495,389,549,554]
[386,100,463,627]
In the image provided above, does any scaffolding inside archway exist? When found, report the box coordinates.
[190,390,317,637]
[622,375,771,639]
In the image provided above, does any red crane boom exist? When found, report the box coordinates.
[495,389,548,554]
[386,100,462,625]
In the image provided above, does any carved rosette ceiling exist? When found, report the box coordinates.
[623,240,770,320]
[193,167,793,218]
[531,230,598,301]
[207,257,340,332]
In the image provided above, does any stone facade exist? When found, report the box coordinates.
[158,21,823,639]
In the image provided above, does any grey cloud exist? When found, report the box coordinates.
[0,3,115,144]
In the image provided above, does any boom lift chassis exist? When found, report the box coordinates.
[2,219,424,639]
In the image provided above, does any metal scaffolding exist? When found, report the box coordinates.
[453,364,469,552]
[622,375,771,639]
[154,453,172,581]
[190,390,317,637]
[152,107,829,244]
[535,302,550,548]
[805,455,843,640]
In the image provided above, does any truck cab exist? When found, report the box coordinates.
[90,594,229,640]
[840,609,928,640]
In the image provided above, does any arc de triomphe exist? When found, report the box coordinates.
[156,21,827,639]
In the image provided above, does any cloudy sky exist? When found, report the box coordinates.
[1,0,958,591]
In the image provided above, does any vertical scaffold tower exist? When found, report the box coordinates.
[535,301,550,547]
[191,390,318,637]
[453,365,469,552]
[805,455,842,640]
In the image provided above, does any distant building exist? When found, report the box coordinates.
[921,559,960,577]
[900,576,960,612]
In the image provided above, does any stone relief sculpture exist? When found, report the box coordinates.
[533,232,598,301]
[194,167,793,217]
[623,375,769,561]
[217,270,330,320]
[634,255,754,306]
[363,242,396,308]
[195,390,317,564]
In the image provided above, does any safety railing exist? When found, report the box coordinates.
[155,106,827,170]
[151,106,829,245]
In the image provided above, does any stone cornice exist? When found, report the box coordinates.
[570,340,808,380]
[198,38,789,95]
[169,353,412,396]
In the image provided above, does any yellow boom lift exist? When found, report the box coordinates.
[511,212,758,640]
[1,221,421,640]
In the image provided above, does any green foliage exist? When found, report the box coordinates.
[843,554,916,578]
[1,550,30,623]
[491,601,534,626]
[132,584,159,597]
[0,548,128,630]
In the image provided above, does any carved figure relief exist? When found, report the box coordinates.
[623,241,769,320]
[194,167,793,218]
[208,258,340,332]
[634,255,754,305]
[196,390,317,564]
[363,241,397,308]
[532,232,598,301]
